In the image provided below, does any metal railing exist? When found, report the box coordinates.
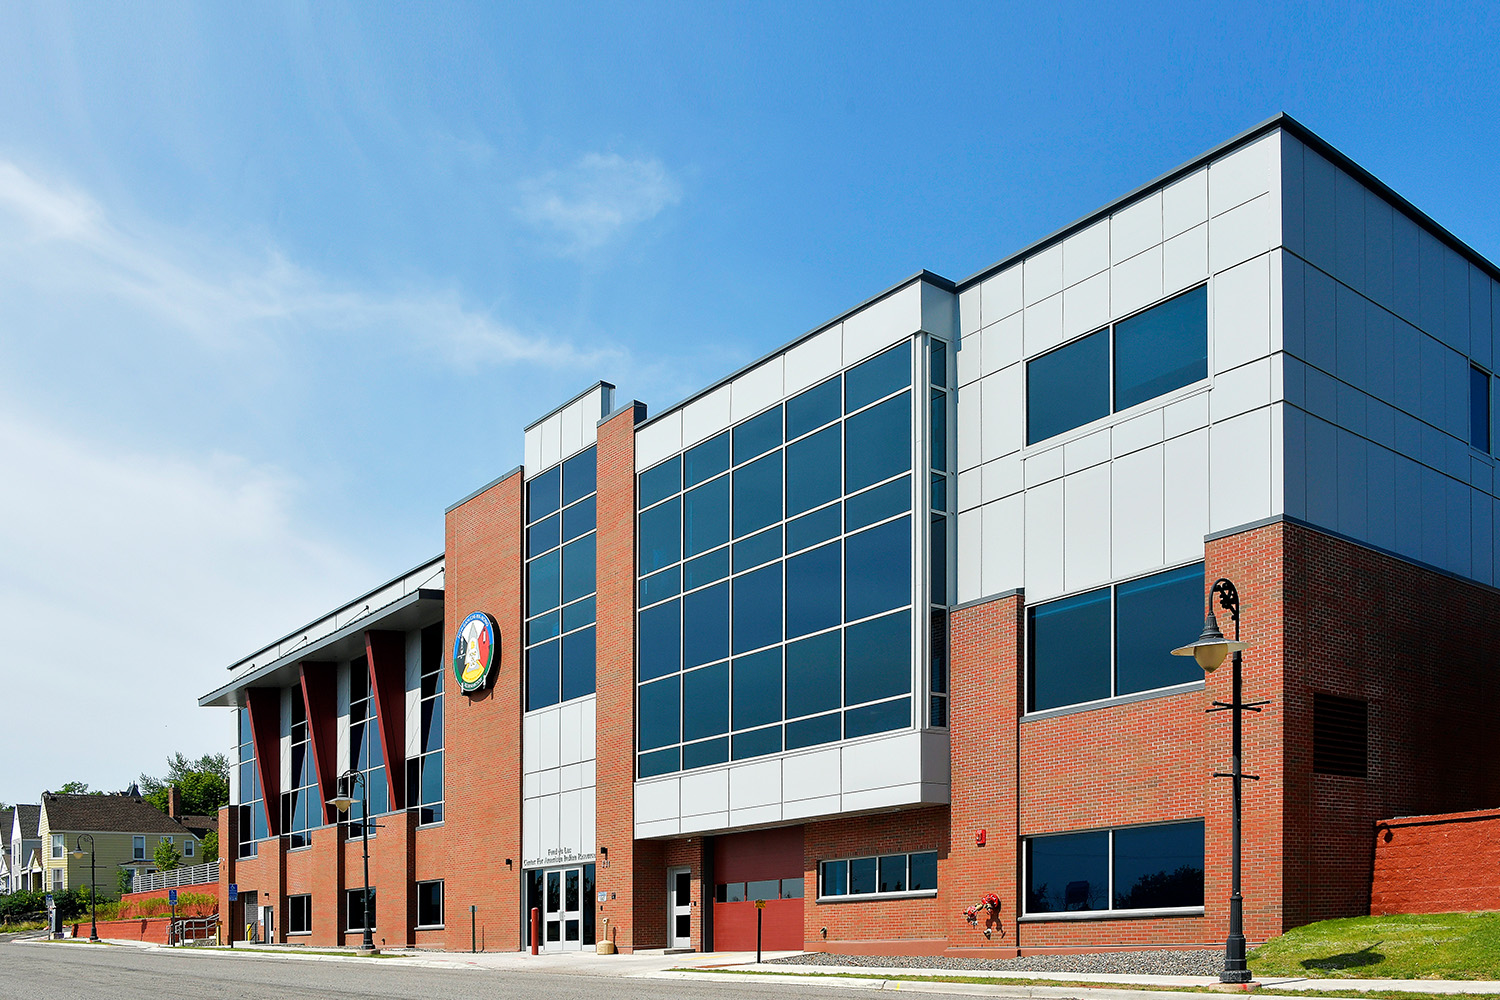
[170,913,220,946]
[132,861,219,895]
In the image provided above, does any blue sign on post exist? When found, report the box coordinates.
[228,883,238,902]
[168,889,178,905]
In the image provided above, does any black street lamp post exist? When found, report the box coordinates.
[1171,577,1267,985]
[329,770,377,954]
[70,834,99,942]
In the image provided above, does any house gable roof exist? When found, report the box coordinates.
[0,808,12,852]
[40,793,190,837]
[16,803,39,840]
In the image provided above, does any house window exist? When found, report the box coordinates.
[818,851,937,899]
[133,836,145,861]
[416,880,444,928]
[1026,562,1205,713]
[346,888,376,932]
[1024,821,1204,915]
[160,836,172,846]
[1026,284,1207,445]
[52,868,63,891]
[51,834,64,859]
[287,895,312,935]
[184,839,195,858]
[407,623,444,826]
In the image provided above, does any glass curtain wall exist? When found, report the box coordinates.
[525,447,599,711]
[280,696,316,848]
[235,708,267,858]
[635,339,937,779]
[407,623,444,824]
[343,656,388,837]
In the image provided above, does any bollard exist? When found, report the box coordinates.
[471,904,477,954]
[530,906,540,955]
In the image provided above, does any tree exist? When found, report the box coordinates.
[201,831,219,861]
[153,838,182,872]
[57,781,95,795]
[139,753,231,816]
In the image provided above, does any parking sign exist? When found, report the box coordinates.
[169,889,178,905]
[228,883,238,901]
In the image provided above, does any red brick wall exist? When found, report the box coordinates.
[1279,522,1500,928]
[1371,809,1500,914]
[594,404,649,951]
[803,807,951,954]
[438,468,525,953]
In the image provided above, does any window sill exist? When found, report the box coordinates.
[287,931,311,937]
[817,890,938,904]
[1020,906,1203,922]
[416,924,445,930]
[415,820,445,831]
[1023,680,1205,722]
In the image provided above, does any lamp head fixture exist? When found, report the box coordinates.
[1171,578,1250,671]
[327,795,356,814]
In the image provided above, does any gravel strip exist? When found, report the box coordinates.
[766,949,1225,976]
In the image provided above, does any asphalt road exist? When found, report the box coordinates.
[0,938,878,1000]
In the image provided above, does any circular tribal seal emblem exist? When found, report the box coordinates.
[452,611,499,693]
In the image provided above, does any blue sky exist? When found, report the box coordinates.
[1,1,1496,800]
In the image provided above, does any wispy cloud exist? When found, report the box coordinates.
[0,160,620,370]
[0,404,373,793]
[517,152,681,255]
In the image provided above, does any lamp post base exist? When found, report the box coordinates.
[356,947,381,957]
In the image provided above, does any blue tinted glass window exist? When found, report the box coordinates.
[845,697,908,738]
[562,496,596,541]
[639,567,680,607]
[1028,587,1110,712]
[1114,285,1207,411]
[930,389,947,472]
[685,433,730,487]
[846,342,911,412]
[638,600,680,681]
[785,631,841,716]
[682,737,729,770]
[849,857,876,894]
[879,855,906,892]
[638,747,679,778]
[786,503,841,554]
[638,457,681,509]
[845,516,911,621]
[930,340,947,389]
[844,610,910,705]
[732,647,782,730]
[561,534,596,603]
[638,497,681,574]
[732,564,782,654]
[527,550,560,617]
[785,712,841,750]
[787,377,841,439]
[1027,831,1108,913]
[682,582,730,668]
[846,475,911,532]
[682,663,729,741]
[528,466,561,521]
[526,640,560,711]
[822,860,848,896]
[845,392,911,492]
[562,596,595,633]
[528,514,559,558]
[909,850,938,891]
[1473,366,1491,451]
[527,611,560,645]
[1113,821,1204,909]
[562,446,597,505]
[786,424,842,516]
[785,542,841,639]
[931,514,947,606]
[733,405,783,464]
[561,627,596,702]
[1027,329,1109,444]
[732,452,782,538]
[732,527,781,572]
[638,676,680,750]
[930,472,946,513]
[732,724,782,760]
[1116,563,1204,696]
[683,548,729,590]
[683,476,730,557]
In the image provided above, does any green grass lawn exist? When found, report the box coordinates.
[1250,912,1500,980]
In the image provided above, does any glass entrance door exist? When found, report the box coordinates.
[668,867,691,949]
[543,867,583,951]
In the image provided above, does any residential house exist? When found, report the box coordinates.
[38,792,198,899]
[8,805,40,894]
